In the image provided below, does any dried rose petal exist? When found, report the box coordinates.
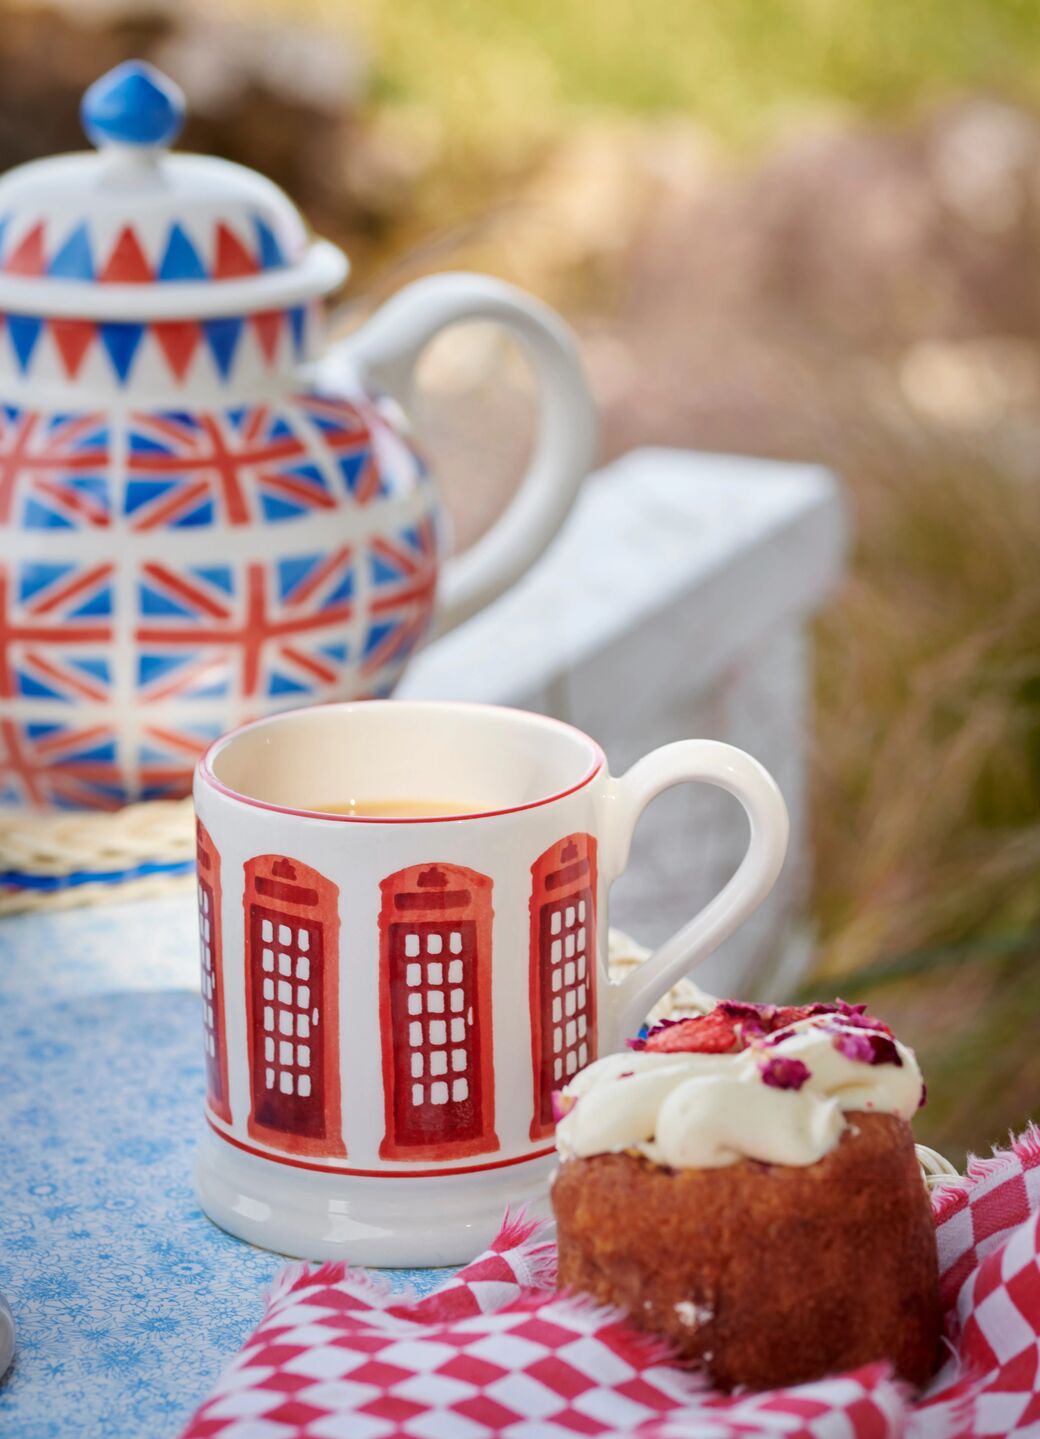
[642,1011,742,1055]
[551,1091,576,1123]
[759,1056,811,1090]
[829,1026,903,1066]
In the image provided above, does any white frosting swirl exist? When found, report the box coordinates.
[555,1016,923,1169]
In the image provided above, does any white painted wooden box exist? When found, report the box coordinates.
[401,447,847,999]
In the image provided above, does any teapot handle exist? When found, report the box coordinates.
[338,272,596,634]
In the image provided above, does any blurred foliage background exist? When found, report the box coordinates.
[3,0,1040,1161]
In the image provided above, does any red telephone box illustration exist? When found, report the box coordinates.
[529,833,598,1139]
[378,863,497,1161]
[243,855,345,1157]
[196,818,231,1124]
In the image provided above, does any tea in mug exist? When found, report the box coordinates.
[307,798,480,818]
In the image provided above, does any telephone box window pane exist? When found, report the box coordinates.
[565,907,575,927]
[411,1052,423,1078]
[408,992,422,1016]
[297,929,310,952]
[448,960,463,983]
[427,962,443,985]
[297,986,310,1009]
[551,970,562,992]
[565,935,576,959]
[262,948,274,972]
[409,1021,422,1046]
[264,1006,274,1030]
[566,1020,576,1046]
[297,1014,310,1039]
[429,1051,448,1076]
[262,919,273,942]
[265,1037,274,1061]
[579,1042,588,1066]
[450,989,464,1012]
[427,991,445,1014]
[452,1078,469,1102]
[406,963,421,986]
[429,1020,447,1045]
[279,953,292,977]
[430,1081,449,1105]
[263,978,274,1001]
[554,1057,562,1080]
[578,1015,587,1038]
[450,1018,465,1042]
[279,1040,293,1065]
[426,933,443,955]
[412,1083,424,1106]
[578,954,587,980]
[299,1073,311,1097]
[265,1067,274,1088]
[297,1045,310,1068]
[577,927,586,950]
[449,932,463,954]
[578,984,586,1008]
[451,1049,467,1072]
[553,997,562,1022]
[279,1011,293,1036]
[278,980,292,1005]
[566,1051,578,1075]
[551,940,562,963]
[297,956,310,981]
[565,991,576,1016]
[279,1071,294,1094]
[578,900,586,922]
[564,962,575,986]
[554,1027,562,1053]
[405,934,420,957]
[551,911,562,935]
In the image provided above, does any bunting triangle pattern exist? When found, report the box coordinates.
[0,213,294,282]
[0,305,313,387]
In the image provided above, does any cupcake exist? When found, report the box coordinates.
[551,1000,939,1391]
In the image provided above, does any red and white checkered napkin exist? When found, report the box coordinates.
[182,1128,1040,1439]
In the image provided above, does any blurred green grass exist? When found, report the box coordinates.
[268,0,1040,151]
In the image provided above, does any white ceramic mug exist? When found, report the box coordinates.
[193,701,789,1265]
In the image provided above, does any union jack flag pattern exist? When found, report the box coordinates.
[125,405,329,529]
[0,405,111,529]
[0,391,438,810]
[361,515,438,694]
[136,546,356,702]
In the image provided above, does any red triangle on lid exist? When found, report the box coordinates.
[251,310,282,364]
[214,223,259,279]
[100,226,153,283]
[153,320,202,380]
[5,222,47,276]
[51,318,96,378]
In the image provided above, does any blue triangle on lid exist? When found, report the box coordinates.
[48,223,95,280]
[202,317,243,380]
[288,305,306,356]
[98,321,144,385]
[253,216,287,270]
[8,315,42,373]
[158,223,206,282]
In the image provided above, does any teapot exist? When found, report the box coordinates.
[0,62,595,812]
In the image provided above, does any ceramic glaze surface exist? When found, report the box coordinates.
[0,62,596,811]
[193,700,790,1264]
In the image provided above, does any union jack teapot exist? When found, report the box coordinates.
[0,62,594,811]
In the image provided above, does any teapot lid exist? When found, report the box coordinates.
[0,60,348,321]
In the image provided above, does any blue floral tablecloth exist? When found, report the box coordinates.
[0,893,448,1439]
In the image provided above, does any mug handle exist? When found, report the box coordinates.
[602,740,790,1045]
[339,272,597,634]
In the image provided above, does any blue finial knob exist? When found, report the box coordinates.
[81,61,185,150]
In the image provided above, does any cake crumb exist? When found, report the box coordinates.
[674,1299,714,1329]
